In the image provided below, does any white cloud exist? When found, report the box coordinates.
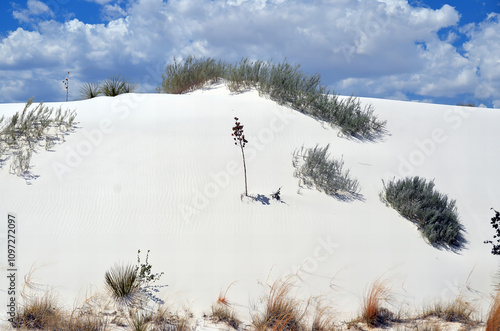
[0,0,499,106]
[13,0,54,24]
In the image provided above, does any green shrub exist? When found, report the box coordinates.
[157,57,386,139]
[293,144,360,198]
[156,56,228,94]
[381,176,464,247]
[0,98,76,177]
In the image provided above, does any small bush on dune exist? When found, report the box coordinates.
[157,56,228,94]
[381,176,464,248]
[157,57,386,139]
[0,98,77,177]
[293,144,360,198]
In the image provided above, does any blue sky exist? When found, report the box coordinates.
[0,0,499,107]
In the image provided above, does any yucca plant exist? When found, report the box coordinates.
[80,82,102,99]
[100,75,136,96]
[104,264,141,307]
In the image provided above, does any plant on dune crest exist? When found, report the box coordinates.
[381,176,464,248]
[100,75,137,96]
[487,291,500,331]
[157,57,386,139]
[484,208,500,255]
[292,144,360,199]
[232,117,249,197]
[63,71,69,102]
[80,82,102,99]
[157,56,228,94]
[361,279,393,327]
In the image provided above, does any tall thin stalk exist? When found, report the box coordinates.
[232,117,248,196]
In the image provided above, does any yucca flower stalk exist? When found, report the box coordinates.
[232,117,249,196]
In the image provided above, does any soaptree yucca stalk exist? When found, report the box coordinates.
[232,117,248,196]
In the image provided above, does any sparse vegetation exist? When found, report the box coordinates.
[0,98,77,178]
[293,144,360,198]
[157,57,386,139]
[381,176,464,248]
[157,56,227,94]
[422,296,476,324]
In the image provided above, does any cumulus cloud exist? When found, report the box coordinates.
[12,0,54,24]
[0,0,498,107]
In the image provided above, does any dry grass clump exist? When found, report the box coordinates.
[11,294,61,329]
[150,305,193,331]
[361,278,393,327]
[128,308,153,331]
[252,277,307,331]
[211,282,240,329]
[422,296,476,324]
[486,291,500,331]
[311,303,337,331]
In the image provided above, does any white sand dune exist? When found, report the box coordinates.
[0,84,499,325]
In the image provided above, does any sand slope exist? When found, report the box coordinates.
[0,84,499,323]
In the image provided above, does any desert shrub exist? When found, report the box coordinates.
[157,56,228,94]
[293,144,360,198]
[135,249,167,305]
[0,98,77,177]
[484,208,500,255]
[80,82,102,99]
[157,57,386,139]
[100,75,137,96]
[382,176,464,247]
